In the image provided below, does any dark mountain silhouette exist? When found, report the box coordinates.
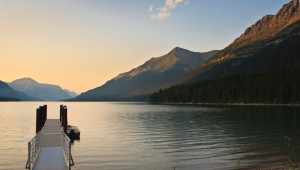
[0,80,39,101]
[72,47,218,101]
[9,78,74,101]
[0,96,20,101]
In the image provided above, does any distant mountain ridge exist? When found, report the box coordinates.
[63,89,78,98]
[0,80,38,101]
[9,78,76,101]
[72,47,218,101]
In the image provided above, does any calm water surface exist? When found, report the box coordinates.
[0,102,299,169]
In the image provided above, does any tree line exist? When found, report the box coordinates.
[149,68,300,104]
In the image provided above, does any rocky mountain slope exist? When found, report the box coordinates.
[72,47,218,101]
[177,0,300,84]
[9,78,74,101]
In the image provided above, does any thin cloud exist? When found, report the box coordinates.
[151,12,170,20]
[148,5,154,12]
[149,0,189,20]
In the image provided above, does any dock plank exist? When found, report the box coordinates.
[39,134,62,147]
[33,147,67,170]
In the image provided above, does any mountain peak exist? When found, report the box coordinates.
[235,0,300,44]
[11,78,38,84]
[170,47,191,54]
[73,48,219,101]
[112,47,213,81]
[172,47,186,51]
[9,78,74,101]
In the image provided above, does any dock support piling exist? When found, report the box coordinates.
[36,105,47,133]
[60,105,68,133]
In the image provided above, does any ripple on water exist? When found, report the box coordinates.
[1,102,300,169]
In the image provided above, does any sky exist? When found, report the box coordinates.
[0,0,291,94]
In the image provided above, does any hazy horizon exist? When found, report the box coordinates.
[0,0,290,93]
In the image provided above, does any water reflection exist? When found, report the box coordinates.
[131,105,300,169]
[0,102,299,169]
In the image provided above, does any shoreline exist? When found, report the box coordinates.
[151,102,300,107]
[253,163,300,170]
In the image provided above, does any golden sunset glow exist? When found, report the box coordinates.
[0,0,289,93]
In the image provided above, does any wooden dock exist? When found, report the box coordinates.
[26,105,75,170]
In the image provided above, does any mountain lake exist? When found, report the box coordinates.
[0,102,299,169]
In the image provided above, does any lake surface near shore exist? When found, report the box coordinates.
[0,102,299,169]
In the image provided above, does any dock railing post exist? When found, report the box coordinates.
[69,140,74,168]
[25,141,31,169]
[28,142,31,170]
[69,142,71,170]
